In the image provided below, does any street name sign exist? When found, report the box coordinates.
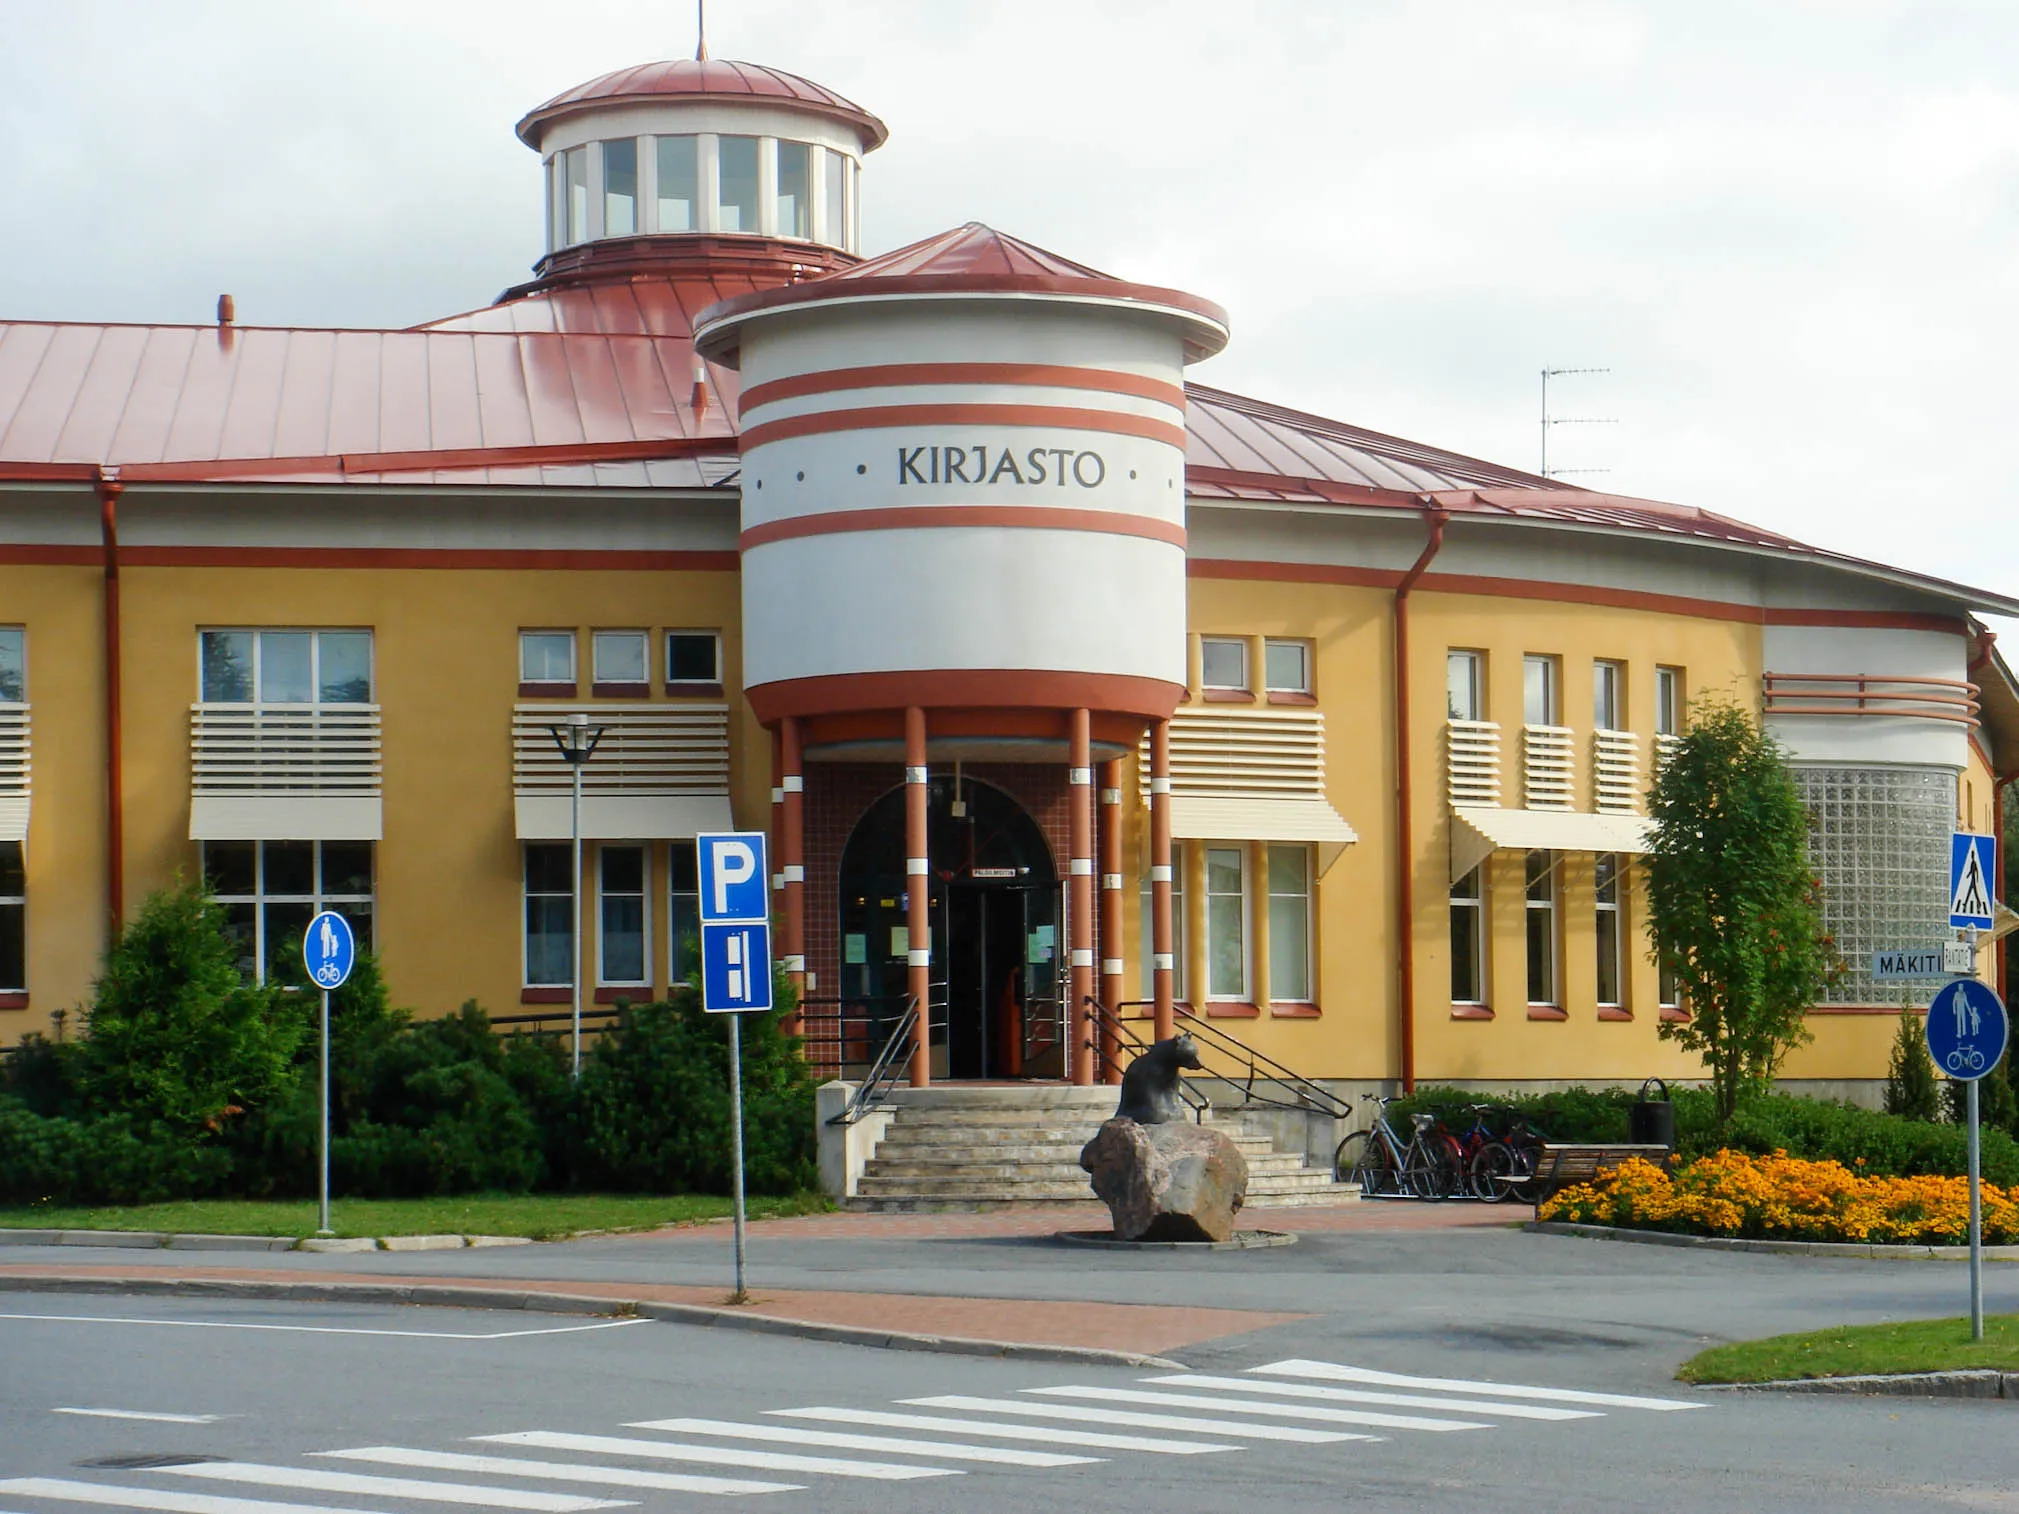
[1870,948,1947,982]
[1950,832,1997,931]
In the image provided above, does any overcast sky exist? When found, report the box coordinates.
[4,1,2015,609]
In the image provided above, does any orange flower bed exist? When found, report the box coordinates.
[1538,1150,2019,1246]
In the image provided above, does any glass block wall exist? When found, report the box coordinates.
[1791,765,1955,1004]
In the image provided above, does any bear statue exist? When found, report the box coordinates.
[1113,1032,1203,1124]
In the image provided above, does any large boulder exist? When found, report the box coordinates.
[1080,1118,1249,1242]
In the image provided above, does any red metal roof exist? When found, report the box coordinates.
[823,222,1114,282]
[516,58,888,151]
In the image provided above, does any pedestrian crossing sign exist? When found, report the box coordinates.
[1950,831,1997,931]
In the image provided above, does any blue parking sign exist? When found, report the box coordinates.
[698,831,770,924]
[701,920,773,1014]
[303,910,356,991]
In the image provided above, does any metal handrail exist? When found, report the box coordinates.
[1081,997,1210,1122]
[1105,997,1353,1120]
[826,994,920,1126]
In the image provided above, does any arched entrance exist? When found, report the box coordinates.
[838,776,1061,1079]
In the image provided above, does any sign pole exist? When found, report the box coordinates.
[318,987,332,1238]
[1968,1075,1983,1341]
[728,1010,748,1303]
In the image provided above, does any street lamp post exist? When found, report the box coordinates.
[549,711,606,1079]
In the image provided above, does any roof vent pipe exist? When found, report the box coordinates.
[691,359,709,420]
[216,294,236,326]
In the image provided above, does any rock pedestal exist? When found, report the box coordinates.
[1079,1118,1249,1242]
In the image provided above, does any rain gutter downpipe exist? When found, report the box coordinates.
[1393,502,1450,1094]
[96,467,124,931]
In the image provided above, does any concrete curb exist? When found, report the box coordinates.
[0,1230,532,1254]
[1527,1221,2019,1261]
[1705,1370,2019,1399]
[0,1272,1189,1372]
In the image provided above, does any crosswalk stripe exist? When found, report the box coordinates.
[1247,1360,1707,1411]
[0,1478,386,1514]
[626,1418,1099,1468]
[472,1431,960,1482]
[767,1407,1237,1455]
[313,1449,796,1498]
[1021,1386,1487,1433]
[154,1464,629,1512]
[1146,1373,1602,1421]
[902,1396,1366,1444]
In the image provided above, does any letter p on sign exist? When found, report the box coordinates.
[698,831,770,924]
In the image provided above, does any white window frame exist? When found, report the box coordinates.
[1263,639,1312,696]
[665,629,722,687]
[199,628,373,706]
[1523,654,1558,727]
[592,629,649,687]
[523,842,574,989]
[597,843,650,989]
[1447,650,1482,722]
[519,629,576,686]
[1200,637,1250,692]
[1265,843,1313,1003]
[1204,843,1249,1001]
[1595,852,1623,1009]
[1450,866,1485,1005]
[1655,666,1683,737]
[1525,849,1559,1007]
[1593,660,1623,731]
[203,840,375,985]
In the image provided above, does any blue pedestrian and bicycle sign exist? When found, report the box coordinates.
[1926,979,2009,1081]
[1950,832,1997,931]
[303,910,356,990]
[697,830,772,1014]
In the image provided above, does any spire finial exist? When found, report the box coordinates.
[696,0,708,60]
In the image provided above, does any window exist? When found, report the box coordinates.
[1659,950,1681,1012]
[603,137,637,236]
[592,630,648,691]
[599,846,647,986]
[1201,637,1248,691]
[776,139,811,239]
[1593,660,1623,731]
[1264,640,1311,696]
[564,145,590,243]
[1595,853,1623,1009]
[669,841,700,984]
[0,629,23,702]
[0,842,23,992]
[665,630,721,687]
[1205,845,1247,1000]
[1524,849,1557,1005]
[524,843,574,987]
[1450,867,1484,1004]
[520,630,576,687]
[1267,844,1312,1002]
[1447,650,1481,721]
[717,135,759,232]
[1523,655,1558,726]
[656,135,698,231]
[204,840,373,983]
[1655,666,1682,737]
[823,148,847,244]
[1139,845,1187,1002]
[200,630,371,704]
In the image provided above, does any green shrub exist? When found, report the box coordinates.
[1941,1049,2017,1135]
[1882,1007,1941,1121]
[1387,1085,1634,1143]
[0,1102,232,1206]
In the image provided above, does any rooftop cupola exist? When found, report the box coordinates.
[513,56,887,287]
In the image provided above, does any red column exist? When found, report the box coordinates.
[1151,718,1175,1041]
[780,716,806,1029]
[905,707,931,1088]
[1098,757,1125,1084]
[1069,708,1094,1086]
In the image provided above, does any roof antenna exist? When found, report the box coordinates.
[695,0,708,60]
[1538,366,1616,480]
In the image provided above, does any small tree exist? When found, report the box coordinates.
[1883,1004,1941,1121]
[1645,701,1838,1123]
[1942,1046,2018,1133]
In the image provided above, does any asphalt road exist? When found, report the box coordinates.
[3,1265,2015,1514]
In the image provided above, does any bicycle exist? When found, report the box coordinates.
[1334,1095,1465,1200]
[1469,1111,1549,1204]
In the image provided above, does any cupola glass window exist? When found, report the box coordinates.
[824,149,847,245]
[657,135,698,231]
[717,135,760,233]
[603,138,638,236]
[564,147,590,244]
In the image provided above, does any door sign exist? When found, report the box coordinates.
[1926,979,2010,1081]
[303,910,356,990]
[1950,832,1997,931]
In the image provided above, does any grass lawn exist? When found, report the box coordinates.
[1679,1313,2019,1383]
[0,1191,830,1242]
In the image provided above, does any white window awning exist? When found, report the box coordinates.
[190,796,383,841]
[1450,805,1654,884]
[1170,796,1358,876]
[515,793,734,842]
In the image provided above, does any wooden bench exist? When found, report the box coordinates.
[1526,1143,1675,1205]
